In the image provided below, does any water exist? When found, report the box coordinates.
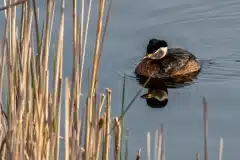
[1,0,240,159]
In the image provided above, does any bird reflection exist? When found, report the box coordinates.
[136,73,198,108]
[136,77,168,108]
[141,88,168,108]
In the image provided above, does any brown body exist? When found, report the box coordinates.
[135,48,201,79]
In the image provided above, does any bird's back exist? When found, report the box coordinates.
[135,48,199,79]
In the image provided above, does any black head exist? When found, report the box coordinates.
[146,39,168,55]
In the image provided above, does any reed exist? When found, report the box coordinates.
[203,97,208,160]
[136,149,141,160]
[196,152,200,160]
[124,129,129,160]
[120,75,126,160]
[114,117,121,160]
[0,0,144,159]
[218,137,223,160]
[146,132,151,160]
[0,0,226,160]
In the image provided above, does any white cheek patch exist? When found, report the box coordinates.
[160,47,168,57]
[152,47,168,59]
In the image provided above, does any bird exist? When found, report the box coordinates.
[135,38,201,81]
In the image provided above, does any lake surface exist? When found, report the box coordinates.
[1,0,240,159]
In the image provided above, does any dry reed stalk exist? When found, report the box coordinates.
[26,43,33,113]
[196,152,200,160]
[7,1,17,131]
[96,115,105,160]
[84,3,106,157]
[0,0,174,159]
[99,94,106,118]
[78,0,111,156]
[0,107,8,159]
[96,93,104,126]
[3,1,14,158]
[0,37,6,92]
[136,149,141,160]
[53,0,64,159]
[20,45,33,159]
[79,105,86,156]
[154,130,158,160]
[0,30,7,160]
[84,97,91,160]
[80,0,85,56]
[94,94,105,158]
[32,0,41,56]
[162,138,165,160]
[87,4,109,151]
[88,82,99,158]
[70,9,83,159]
[37,1,56,159]
[147,132,151,160]
[89,0,105,98]
[80,0,93,89]
[88,120,95,158]
[203,97,208,160]
[69,0,81,157]
[0,0,27,11]
[6,2,16,150]
[17,2,33,159]
[0,0,66,159]
[125,129,129,160]
[97,0,112,79]
[44,6,56,160]
[102,114,107,160]
[0,40,8,160]
[56,78,62,160]
[77,120,82,158]
[218,137,223,160]
[114,117,121,160]
[157,127,162,160]
[103,88,111,160]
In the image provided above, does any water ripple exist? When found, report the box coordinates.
[197,55,240,83]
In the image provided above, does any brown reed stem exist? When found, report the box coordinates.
[196,152,200,160]
[218,137,223,160]
[84,97,90,160]
[103,88,111,160]
[65,78,70,160]
[157,125,164,160]
[97,0,112,79]
[84,0,106,158]
[147,132,150,160]
[0,0,27,11]
[125,129,129,160]
[96,115,105,160]
[89,0,105,98]
[114,117,121,160]
[203,97,208,160]
[136,149,141,160]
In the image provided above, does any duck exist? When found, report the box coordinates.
[135,39,201,80]
[141,88,168,108]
